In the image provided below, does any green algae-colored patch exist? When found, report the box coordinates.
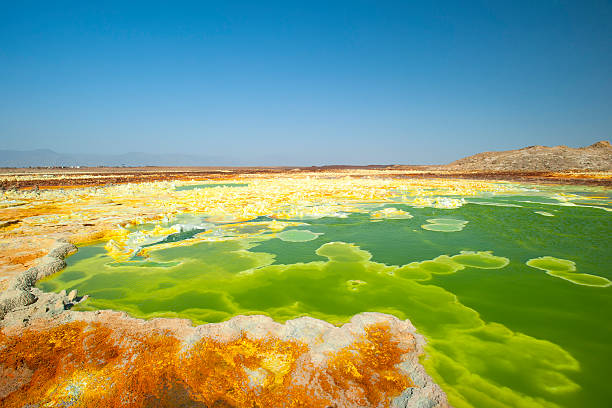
[422,223,465,232]
[57,270,86,282]
[419,257,462,274]
[392,252,507,282]
[527,256,575,272]
[108,260,182,268]
[315,241,372,262]
[422,218,468,232]
[277,229,321,242]
[222,224,270,235]
[427,218,468,225]
[527,256,611,287]
[535,211,555,217]
[467,200,523,207]
[547,271,612,287]
[395,264,434,281]
[138,290,235,314]
[346,279,367,291]
[451,251,509,269]
[157,281,175,289]
[88,288,128,300]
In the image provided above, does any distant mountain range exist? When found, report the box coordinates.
[2,141,611,170]
[0,149,221,167]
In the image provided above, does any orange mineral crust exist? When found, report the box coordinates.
[0,312,447,407]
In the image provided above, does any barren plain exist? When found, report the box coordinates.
[0,155,611,407]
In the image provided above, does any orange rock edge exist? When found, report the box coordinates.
[0,311,448,407]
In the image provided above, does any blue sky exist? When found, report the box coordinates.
[1,1,611,165]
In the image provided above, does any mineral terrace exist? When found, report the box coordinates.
[1,167,609,407]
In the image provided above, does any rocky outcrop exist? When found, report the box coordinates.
[0,240,78,321]
[446,140,612,171]
[0,310,449,407]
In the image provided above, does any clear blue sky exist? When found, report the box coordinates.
[1,1,611,165]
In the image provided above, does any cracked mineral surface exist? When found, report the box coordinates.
[1,169,611,407]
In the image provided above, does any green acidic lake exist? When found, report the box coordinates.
[39,188,612,408]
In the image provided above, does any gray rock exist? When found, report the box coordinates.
[47,242,77,259]
[9,267,38,291]
[35,256,67,280]
[53,297,66,312]
[0,289,37,313]
[0,239,77,321]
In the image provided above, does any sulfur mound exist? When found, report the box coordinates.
[370,207,413,220]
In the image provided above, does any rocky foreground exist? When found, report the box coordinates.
[0,176,464,407]
[0,241,448,407]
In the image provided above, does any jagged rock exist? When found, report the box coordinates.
[1,239,76,321]
[67,289,77,302]
[8,268,38,291]
[34,256,66,280]
[0,290,37,314]
[47,242,77,259]
[52,298,65,313]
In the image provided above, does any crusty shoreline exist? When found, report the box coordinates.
[0,239,78,321]
[0,238,450,407]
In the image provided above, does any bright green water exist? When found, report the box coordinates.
[39,191,612,408]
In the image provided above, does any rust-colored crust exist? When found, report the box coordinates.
[0,320,415,407]
[1,167,611,189]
